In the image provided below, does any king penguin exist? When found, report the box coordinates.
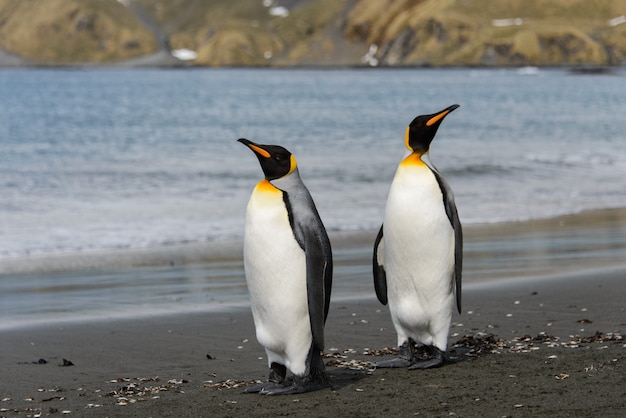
[373,104,462,369]
[238,138,333,395]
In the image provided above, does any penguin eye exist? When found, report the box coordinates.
[274,153,289,162]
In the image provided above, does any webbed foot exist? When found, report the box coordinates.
[243,381,286,394]
[262,374,329,396]
[243,362,287,394]
[374,357,414,368]
[408,346,444,370]
[374,339,416,369]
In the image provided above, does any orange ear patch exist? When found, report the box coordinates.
[404,126,412,151]
[287,154,298,175]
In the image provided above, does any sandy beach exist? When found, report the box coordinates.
[1,208,625,417]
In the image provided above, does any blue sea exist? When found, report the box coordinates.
[1,67,626,328]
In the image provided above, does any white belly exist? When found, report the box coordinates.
[383,163,455,348]
[243,182,312,374]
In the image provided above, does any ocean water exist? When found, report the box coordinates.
[1,67,626,328]
[2,67,625,260]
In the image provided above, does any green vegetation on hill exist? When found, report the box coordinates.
[0,0,624,66]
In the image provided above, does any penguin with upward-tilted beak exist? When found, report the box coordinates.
[373,105,462,369]
[238,138,332,395]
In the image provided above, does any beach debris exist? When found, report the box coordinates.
[577,318,593,324]
[41,396,66,402]
[451,331,624,356]
[584,364,596,372]
[204,379,262,390]
[167,379,188,385]
[326,358,376,372]
[564,331,623,345]
[59,359,74,367]
[105,376,186,403]
[555,373,570,380]
[109,376,160,383]
[452,333,505,356]
[206,353,215,360]
[361,347,397,356]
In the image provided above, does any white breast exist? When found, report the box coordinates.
[383,162,455,337]
[243,181,311,367]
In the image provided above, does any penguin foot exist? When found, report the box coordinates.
[261,374,329,396]
[374,357,414,368]
[408,346,444,370]
[243,362,287,394]
[243,381,286,394]
[374,340,415,368]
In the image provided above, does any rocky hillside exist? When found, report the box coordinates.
[1,0,625,67]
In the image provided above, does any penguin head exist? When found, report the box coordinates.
[405,104,459,154]
[238,138,297,181]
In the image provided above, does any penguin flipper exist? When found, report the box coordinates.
[373,225,388,305]
[303,227,333,352]
[432,170,463,314]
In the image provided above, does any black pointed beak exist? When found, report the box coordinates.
[426,104,460,127]
[238,138,271,159]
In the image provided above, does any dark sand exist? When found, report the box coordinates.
[1,210,625,417]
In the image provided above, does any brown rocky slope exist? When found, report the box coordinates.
[0,0,625,67]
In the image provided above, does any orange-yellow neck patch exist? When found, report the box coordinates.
[255,179,281,193]
[400,152,427,167]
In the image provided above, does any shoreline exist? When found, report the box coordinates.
[1,205,625,332]
[2,206,626,276]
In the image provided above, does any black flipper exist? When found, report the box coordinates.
[431,168,463,314]
[302,223,333,353]
[372,225,388,305]
[281,187,332,353]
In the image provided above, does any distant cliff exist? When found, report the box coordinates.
[1,0,625,67]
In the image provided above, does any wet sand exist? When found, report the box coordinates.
[1,209,625,417]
